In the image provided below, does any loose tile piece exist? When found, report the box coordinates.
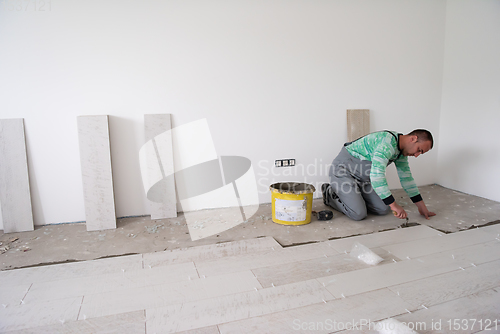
[0,118,34,233]
[347,109,370,142]
[141,114,177,220]
[77,115,116,231]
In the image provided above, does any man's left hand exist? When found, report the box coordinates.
[415,200,436,220]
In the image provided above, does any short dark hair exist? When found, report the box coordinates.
[408,129,433,148]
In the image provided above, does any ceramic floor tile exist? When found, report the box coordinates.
[218,288,411,334]
[23,262,198,303]
[316,249,477,298]
[478,223,500,235]
[0,284,32,306]
[412,240,500,270]
[195,242,340,277]
[327,225,442,253]
[4,310,146,334]
[143,236,282,268]
[0,296,82,332]
[0,118,34,233]
[77,115,116,231]
[253,248,399,288]
[79,270,261,320]
[381,227,496,260]
[177,326,220,334]
[0,254,142,286]
[388,260,500,309]
[145,279,334,333]
[392,288,500,334]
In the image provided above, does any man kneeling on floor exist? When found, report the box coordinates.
[322,129,436,221]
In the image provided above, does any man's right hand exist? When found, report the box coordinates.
[389,202,407,219]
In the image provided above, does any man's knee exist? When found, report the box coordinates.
[371,205,391,216]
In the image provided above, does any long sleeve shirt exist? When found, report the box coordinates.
[345,130,423,205]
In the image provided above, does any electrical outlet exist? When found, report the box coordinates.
[275,159,296,167]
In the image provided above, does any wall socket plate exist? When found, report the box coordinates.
[275,159,295,167]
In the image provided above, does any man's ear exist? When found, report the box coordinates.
[410,135,418,143]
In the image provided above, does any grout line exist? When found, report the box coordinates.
[20,283,33,304]
[142,254,145,270]
[144,309,147,334]
[76,296,84,321]
[193,263,201,279]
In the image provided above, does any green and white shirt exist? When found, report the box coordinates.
[345,130,423,205]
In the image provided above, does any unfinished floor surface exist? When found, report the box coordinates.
[0,185,499,333]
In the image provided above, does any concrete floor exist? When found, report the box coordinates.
[1,184,499,271]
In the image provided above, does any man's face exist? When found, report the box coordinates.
[403,137,432,157]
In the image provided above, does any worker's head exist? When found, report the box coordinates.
[402,129,433,157]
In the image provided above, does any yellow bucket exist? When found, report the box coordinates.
[269,182,316,225]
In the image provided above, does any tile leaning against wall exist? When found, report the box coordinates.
[0,118,34,233]
[77,115,116,231]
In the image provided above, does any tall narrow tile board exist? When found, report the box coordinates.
[347,109,370,142]
[140,114,177,219]
[0,118,34,233]
[77,115,116,231]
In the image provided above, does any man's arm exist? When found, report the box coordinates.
[369,143,397,204]
[394,158,436,219]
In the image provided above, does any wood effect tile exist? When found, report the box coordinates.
[0,118,34,233]
[195,242,340,277]
[253,248,400,288]
[24,262,198,303]
[0,296,82,332]
[388,260,500,309]
[411,240,500,270]
[177,326,220,334]
[77,115,116,231]
[316,249,476,298]
[145,279,334,333]
[0,254,142,286]
[478,224,500,235]
[143,114,177,220]
[79,270,261,320]
[218,288,411,334]
[0,284,32,306]
[392,288,500,334]
[143,236,282,268]
[3,310,146,334]
[381,227,496,260]
[327,225,442,253]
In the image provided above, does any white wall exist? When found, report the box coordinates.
[438,0,500,202]
[0,0,446,227]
